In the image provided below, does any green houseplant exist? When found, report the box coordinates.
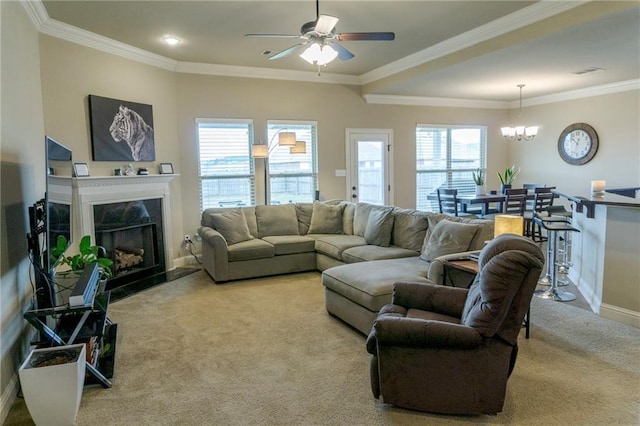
[51,235,113,296]
[497,165,521,191]
[472,168,486,195]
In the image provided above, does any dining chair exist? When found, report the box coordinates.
[436,188,460,216]
[502,188,528,216]
[522,183,546,211]
[524,186,556,241]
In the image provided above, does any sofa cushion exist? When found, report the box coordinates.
[420,219,479,261]
[256,204,299,238]
[322,257,431,312]
[262,235,316,255]
[425,214,494,251]
[342,245,419,263]
[364,208,395,247]
[354,203,394,237]
[206,208,254,245]
[391,208,429,252]
[295,203,314,235]
[227,238,274,261]
[308,202,345,234]
[312,235,367,261]
[341,201,356,235]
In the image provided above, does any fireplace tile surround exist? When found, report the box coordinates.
[70,175,177,291]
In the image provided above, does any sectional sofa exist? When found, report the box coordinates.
[198,201,494,334]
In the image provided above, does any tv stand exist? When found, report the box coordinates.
[24,291,117,388]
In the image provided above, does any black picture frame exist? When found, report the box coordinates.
[88,94,156,162]
[159,163,174,174]
[73,162,90,177]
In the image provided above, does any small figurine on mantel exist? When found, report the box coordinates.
[124,163,136,176]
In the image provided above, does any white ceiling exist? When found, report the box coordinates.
[37,1,640,103]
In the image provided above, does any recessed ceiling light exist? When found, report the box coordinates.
[163,36,182,46]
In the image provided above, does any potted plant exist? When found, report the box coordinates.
[18,343,86,425]
[472,168,486,195]
[51,235,113,295]
[497,165,521,192]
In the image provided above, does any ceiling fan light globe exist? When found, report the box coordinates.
[300,43,322,64]
[318,45,338,65]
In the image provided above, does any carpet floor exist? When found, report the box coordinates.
[6,270,639,425]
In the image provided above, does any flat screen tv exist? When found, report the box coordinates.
[27,136,73,309]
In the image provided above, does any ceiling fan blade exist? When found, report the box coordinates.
[331,42,355,61]
[245,33,301,38]
[315,14,339,35]
[268,43,307,60]
[337,32,395,41]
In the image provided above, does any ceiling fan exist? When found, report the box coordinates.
[245,0,395,67]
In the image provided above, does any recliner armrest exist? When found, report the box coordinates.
[373,316,482,349]
[392,282,468,318]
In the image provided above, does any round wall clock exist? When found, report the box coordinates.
[557,122,599,165]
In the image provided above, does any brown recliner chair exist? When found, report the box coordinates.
[366,234,544,415]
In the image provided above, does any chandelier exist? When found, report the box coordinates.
[501,84,539,142]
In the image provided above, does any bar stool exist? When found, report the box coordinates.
[533,215,580,302]
[546,205,573,285]
[535,213,569,286]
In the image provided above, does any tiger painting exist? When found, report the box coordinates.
[109,105,155,161]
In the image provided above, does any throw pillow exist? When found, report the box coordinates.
[420,220,479,261]
[364,209,395,247]
[207,208,254,245]
[308,202,345,234]
[256,204,299,238]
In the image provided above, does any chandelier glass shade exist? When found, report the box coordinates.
[501,84,538,142]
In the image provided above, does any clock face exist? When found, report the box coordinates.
[558,123,599,165]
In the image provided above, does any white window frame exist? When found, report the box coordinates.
[266,120,318,204]
[196,118,255,210]
[416,124,487,211]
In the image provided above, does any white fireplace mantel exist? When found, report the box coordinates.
[71,174,178,271]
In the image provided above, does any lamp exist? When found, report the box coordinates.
[252,129,297,158]
[501,84,538,142]
[494,214,524,238]
[290,141,307,154]
[300,42,338,66]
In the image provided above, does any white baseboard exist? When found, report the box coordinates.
[1,373,20,425]
[173,255,201,268]
[600,304,640,329]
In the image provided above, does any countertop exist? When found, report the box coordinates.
[553,187,640,218]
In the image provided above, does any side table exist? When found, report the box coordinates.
[442,256,531,339]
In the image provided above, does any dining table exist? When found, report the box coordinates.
[456,193,506,216]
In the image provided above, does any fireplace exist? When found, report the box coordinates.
[93,199,165,291]
[71,175,177,295]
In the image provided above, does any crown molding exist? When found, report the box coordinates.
[40,18,179,71]
[359,1,585,85]
[20,0,48,30]
[521,79,640,107]
[176,62,360,85]
[364,79,640,109]
[362,94,509,109]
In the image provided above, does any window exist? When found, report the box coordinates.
[196,119,255,210]
[416,125,486,211]
[266,121,318,204]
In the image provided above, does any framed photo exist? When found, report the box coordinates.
[159,163,174,174]
[73,163,90,177]
[88,94,155,162]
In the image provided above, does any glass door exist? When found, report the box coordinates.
[346,130,393,205]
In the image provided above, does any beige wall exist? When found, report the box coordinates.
[177,73,511,236]
[38,36,184,261]
[510,91,640,198]
[0,2,46,422]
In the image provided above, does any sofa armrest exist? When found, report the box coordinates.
[427,250,482,285]
[373,316,482,349]
[392,281,468,318]
[197,226,230,281]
